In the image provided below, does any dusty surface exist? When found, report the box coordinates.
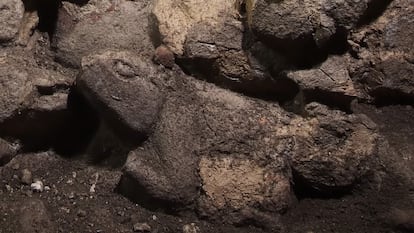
[1,0,413,233]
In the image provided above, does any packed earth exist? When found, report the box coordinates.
[0,0,413,232]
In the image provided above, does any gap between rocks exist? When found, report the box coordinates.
[0,88,98,157]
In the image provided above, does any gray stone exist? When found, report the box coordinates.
[0,138,19,166]
[291,102,380,191]
[77,51,164,142]
[20,168,32,185]
[133,222,151,232]
[0,0,24,43]
[54,0,154,67]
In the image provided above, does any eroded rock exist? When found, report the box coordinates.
[291,103,380,191]
[54,0,153,67]
[0,0,25,43]
[77,51,164,142]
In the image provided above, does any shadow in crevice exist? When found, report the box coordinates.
[357,0,394,27]
[22,0,61,40]
[292,170,353,200]
[0,88,99,157]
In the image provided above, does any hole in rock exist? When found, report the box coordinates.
[292,170,352,200]
[0,88,99,157]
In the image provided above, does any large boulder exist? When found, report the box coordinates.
[54,0,154,67]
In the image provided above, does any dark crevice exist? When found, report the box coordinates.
[28,0,61,40]
[303,90,355,114]
[255,33,328,69]
[292,170,353,200]
[370,88,414,107]
[0,87,99,157]
[357,0,394,27]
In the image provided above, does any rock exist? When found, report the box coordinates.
[386,208,414,232]
[290,102,380,191]
[287,56,358,97]
[384,8,414,57]
[119,96,201,207]
[19,199,56,233]
[322,0,370,29]
[349,3,414,104]
[77,209,87,218]
[77,51,164,142]
[20,168,32,185]
[31,180,44,192]
[182,223,200,233]
[0,138,19,166]
[152,0,239,55]
[54,0,154,67]
[0,49,73,123]
[17,10,39,46]
[153,45,175,68]
[119,75,295,227]
[0,0,25,43]
[133,222,151,232]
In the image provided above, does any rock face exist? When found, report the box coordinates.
[152,0,239,55]
[0,138,19,166]
[287,56,357,96]
[349,0,414,104]
[54,0,153,67]
[292,103,379,191]
[77,51,164,142]
[76,51,381,227]
[0,0,24,43]
[0,50,73,123]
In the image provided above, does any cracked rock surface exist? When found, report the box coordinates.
[0,0,413,233]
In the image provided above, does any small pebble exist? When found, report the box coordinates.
[133,222,151,232]
[30,180,44,192]
[5,184,12,192]
[183,223,200,233]
[77,209,87,218]
[20,169,32,185]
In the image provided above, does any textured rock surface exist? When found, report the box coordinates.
[54,0,153,67]
[152,0,239,55]
[0,50,72,122]
[0,138,19,166]
[77,51,164,142]
[82,51,381,226]
[287,55,360,98]
[0,0,413,232]
[349,0,414,104]
[0,0,24,43]
[292,103,379,191]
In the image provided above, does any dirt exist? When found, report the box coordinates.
[0,153,266,233]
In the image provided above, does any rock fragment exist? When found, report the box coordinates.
[133,222,151,232]
[0,0,25,43]
[20,168,32,185]
[31,180,44,192]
